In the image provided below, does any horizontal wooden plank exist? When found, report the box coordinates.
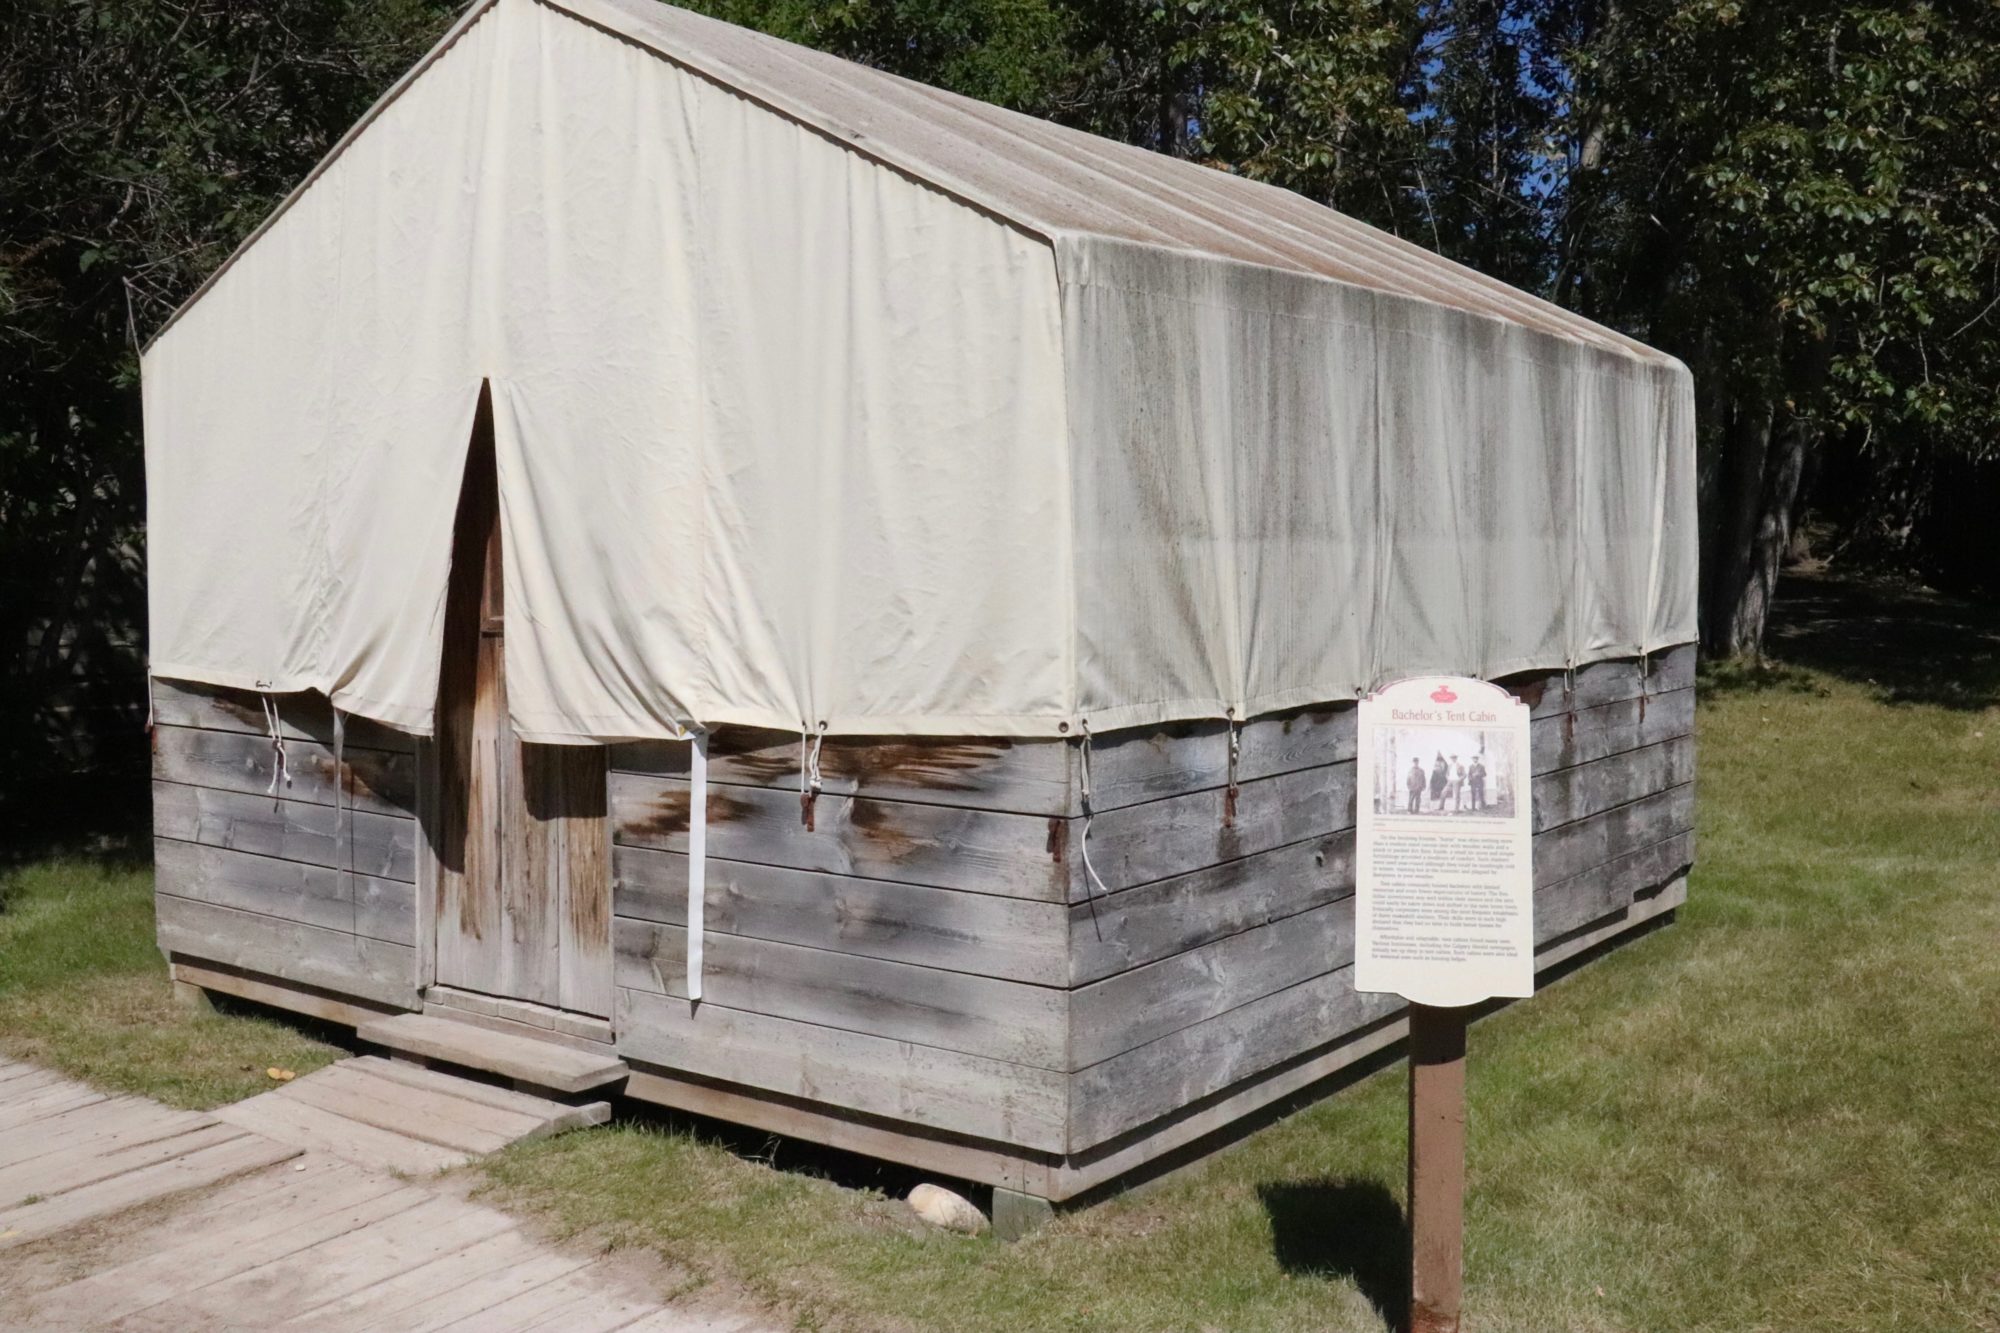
[1054,1006,1411,1201]
[1536,829,1693,942]
[1068,826,1691,1137]
[613,918,1066,1068]
[153,781,417,882]
[1531,735,1693,834]
[155,894,418,1010]
[151,679,415,753]
[609,706,1357,820]
[612,730,1073,816]
[616,986,1067,1151]
[604,648,1691,821]
[1053,873,1691,1196]
[1068,833,1352,986]
[1531,686,1694,773]
[611,772,1068,900]
[153,723,416,818]
[154,838,415,946]
[170,960,402,1029]
[1070,775,1690,986]
[1502,642,1696,719]
[1071,897,1356,1069]
[1071,704,1355,814]
[1070,963,1402,1149]
[614,760,1355,905]
[1536,871,1685,973]
[613,846,1067,987]
[1534,784,1693,889]
[1064,762,1356,901]
[622,1067,1054,1196]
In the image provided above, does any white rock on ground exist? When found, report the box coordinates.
[907,1183,988,1235]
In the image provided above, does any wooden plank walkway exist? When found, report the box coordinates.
[213,1055,612,1175]
[0,1059,767,1332]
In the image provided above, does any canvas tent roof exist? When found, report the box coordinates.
[143,0,1696,743]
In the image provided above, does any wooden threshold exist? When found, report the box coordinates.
[424,985,615,1050]
[357,1014,627,1095]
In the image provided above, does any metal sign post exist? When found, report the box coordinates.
[1353,676,1533,1333]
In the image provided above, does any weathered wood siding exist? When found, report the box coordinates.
[609,646,1697,1173]
[151,648,1693,1193]
[150,680,422,1009]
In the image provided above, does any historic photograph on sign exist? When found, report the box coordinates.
[1372,725,1519,819]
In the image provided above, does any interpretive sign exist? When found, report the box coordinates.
[1354,676,1533,1007]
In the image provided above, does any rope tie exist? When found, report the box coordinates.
[1078,719,1113,904]
[799,722,826,829]
[1223,711,1242,829]
[260,694,291,804]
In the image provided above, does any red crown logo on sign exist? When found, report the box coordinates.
[1430,684,1458,704]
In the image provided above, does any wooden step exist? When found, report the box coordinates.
[356,1014,628,1094]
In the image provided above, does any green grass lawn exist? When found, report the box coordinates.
[3,571,1998,1329]
[472,576,2000,1332]
[0,856,342,1108]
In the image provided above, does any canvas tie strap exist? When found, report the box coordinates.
[687,728,708,1004]
[1223,711,1242,829]
[1078,719,1113,902]
[799,723,825,829]
[259,694,291,802]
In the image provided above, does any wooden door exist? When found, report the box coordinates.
[431,389,612,1016]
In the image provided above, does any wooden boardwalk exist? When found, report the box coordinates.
[0,1059,766,1331]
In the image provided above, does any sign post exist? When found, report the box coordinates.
[1354,676,1533,1333]
[1407,1003,1467,1333]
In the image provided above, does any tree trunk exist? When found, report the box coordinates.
[1705,394,1774,656]
[1702,324,1834,660]
[1704,396,1815,660]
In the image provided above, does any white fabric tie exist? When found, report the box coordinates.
[1078,719,1113,901]
[260,694,290,801]
[687,728,708,1004]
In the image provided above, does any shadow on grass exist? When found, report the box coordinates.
[1258,1178,1409,1330]
[610,1092,938,1204]
[1724,570,2000,710]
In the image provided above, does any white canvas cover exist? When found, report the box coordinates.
[142,0,1697,743]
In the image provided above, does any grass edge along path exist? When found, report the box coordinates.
[0,856,342,1110]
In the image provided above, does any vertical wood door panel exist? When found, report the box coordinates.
[431,387,611,1016]
[434,391,503,999]
[545,745,612,1016]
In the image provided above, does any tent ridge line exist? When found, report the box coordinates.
[142,0,506,356]
[532,0,1060,253]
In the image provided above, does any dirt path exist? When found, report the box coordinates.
[0,1058,769,1331]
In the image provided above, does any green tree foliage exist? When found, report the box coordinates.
[1,0,1993,825]
[0,0,460,831]
[686,0,1430,229]
[1556,1,2000,653]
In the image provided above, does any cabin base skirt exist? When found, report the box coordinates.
[163,877,1679,1211]
[621,877,1683,1207]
